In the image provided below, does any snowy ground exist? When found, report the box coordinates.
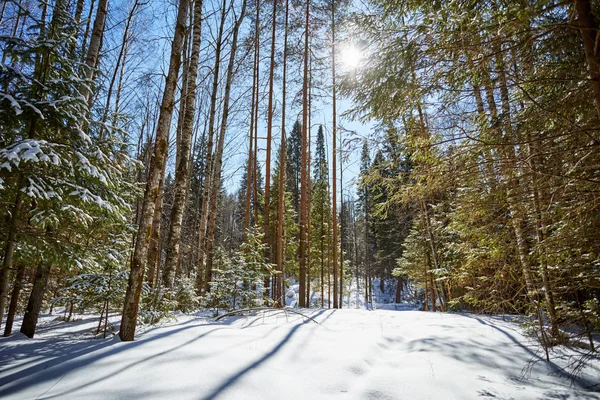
[1,308,599,400]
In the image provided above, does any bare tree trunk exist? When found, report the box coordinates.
[81,0,96,64]
[244,28,257,237]
[529,135,559,338]
[74,0,86,24]
[264,0,277,263]
[163,0,203,289]
[20,263,51,338]
[0,190,24,326]
[204,0,247,288]
[119,0,189,341]
[275,0,289,308]
[69,0,86,56]
[483,56,536,297]
[83,0,108,103]
[3,265,24,336]
[320,188,325,308]
[574,0,600,120]
[146,173,165,287]
[306,65,312,307]
[299,0,310,308]
[339,136,343,308]
[252,1,260,229]
[198,0,227,293]
[331,2,338,309]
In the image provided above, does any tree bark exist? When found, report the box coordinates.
[81,0,97,64]
[20,263,51,338]
[331,1,339,309]
[204,0,247,290]
[299,0,310,308]
[197,0,227,293]
[146,173,165,287]
[275,0,289,308]
[395,276,402,304]
[163,0,203,289]
[574,0,600,120]
[0,190,24,326]
[264,0,277,264]
[83,0,109,103]
[3,265,24,336]
[119,0,189,341]
[244,29,257,237]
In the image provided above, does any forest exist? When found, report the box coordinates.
[0,0,599,395]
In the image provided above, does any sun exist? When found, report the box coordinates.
[340,45,361,69]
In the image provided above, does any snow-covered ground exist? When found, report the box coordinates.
[1,308,599,399]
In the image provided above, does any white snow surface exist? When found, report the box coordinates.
[1,308,599,400]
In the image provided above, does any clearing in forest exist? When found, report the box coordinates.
[1,308,598,399]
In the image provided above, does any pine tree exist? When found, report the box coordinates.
[310,125,332,307]
[0,0,134,337]
[285,120,302,218]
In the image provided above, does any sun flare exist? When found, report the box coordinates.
[341,45,361,69]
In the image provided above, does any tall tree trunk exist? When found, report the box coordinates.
[69,0,86,56]
[163,0,203,289]
[306,65,312,307]
[197,0,227,293]
[204,0,247,291]
[395,276,402,304]
[81,0,97,64]
[83,0,108,103]
[331,2,338,309]
[484,50,536,297]
[0,190,24,326]
[20,263,51,338]
[299,0,310,308]
[3,265,24,336]
[244,29,258,237]
[252,0,260,229]
[339,133,343,308]
[146,173,165,287]
[275,0,289,308]
[119,0,189,341]
[574,0,600,120]
[264,0,277,263]
[529,134,560,338]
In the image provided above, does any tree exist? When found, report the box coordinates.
[120,0,189,341]
[310,125,331,307]
[163,0,203,289]
[0,0,134,337]
[299,0,310,307]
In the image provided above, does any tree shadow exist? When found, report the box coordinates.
[465,314,600,390]
[0,317,231,398]
[201,308,328,400]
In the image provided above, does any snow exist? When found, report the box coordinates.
[0,93,23,115]
[1,308,598,400]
